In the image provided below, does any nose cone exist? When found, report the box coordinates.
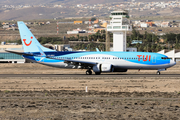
[170,60,176,66]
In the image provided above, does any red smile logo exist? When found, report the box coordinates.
[23,36,33,46]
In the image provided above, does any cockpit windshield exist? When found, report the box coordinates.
[161,57,171,60]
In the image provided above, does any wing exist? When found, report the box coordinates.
[6,48,97,68]
[47,56,97,67]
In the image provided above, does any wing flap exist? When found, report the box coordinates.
[47,57,97,66]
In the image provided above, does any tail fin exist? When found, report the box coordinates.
[17,21,55,53]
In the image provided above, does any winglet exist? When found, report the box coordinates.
[96,48,100,52]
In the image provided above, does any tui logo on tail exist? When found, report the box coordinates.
[23,36,33,46]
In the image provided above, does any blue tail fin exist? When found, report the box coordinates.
[17,21,55,53]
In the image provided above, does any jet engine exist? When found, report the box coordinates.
[93,64,114,73]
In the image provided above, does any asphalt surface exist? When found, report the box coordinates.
[0,74,180,78]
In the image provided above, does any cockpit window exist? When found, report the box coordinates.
[161,57,171,60]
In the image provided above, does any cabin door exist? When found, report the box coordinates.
[152,56,156,63]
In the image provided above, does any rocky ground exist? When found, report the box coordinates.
[0,63,180,120]
[0,91,180,120]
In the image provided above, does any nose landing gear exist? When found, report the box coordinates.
[156,68,166,75]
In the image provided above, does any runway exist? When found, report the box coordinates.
[0,74,180,78]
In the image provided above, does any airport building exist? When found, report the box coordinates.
[0,44,73,63]
[0,45,25,63]
[158,49,180,62]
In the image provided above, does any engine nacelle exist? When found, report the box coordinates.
[93,64,114,73]
[101,64,114,72]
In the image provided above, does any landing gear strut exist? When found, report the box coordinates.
[157,69,166,75]
[156,71,160,75]
[86,69,92,75]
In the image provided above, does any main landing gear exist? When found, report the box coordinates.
[86,69,92,75]
[156,71,160,75]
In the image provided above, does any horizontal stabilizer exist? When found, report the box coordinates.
[5,50,34,56]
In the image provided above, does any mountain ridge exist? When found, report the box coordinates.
[0,0,169,5]
[0,0,176,20]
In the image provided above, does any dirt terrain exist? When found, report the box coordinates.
[0,63,180,120]
[0,91,180,120]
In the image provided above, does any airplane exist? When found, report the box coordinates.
[6,21,176,75]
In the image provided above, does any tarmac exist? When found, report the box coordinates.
[0,74,180,78]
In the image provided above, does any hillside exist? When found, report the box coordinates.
[0,0,170,6]
[0,0,178,20]
[0,0,65,5]
[0,7,76,20]
[0,0,123,5]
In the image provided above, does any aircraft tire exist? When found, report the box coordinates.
[157,71,160,75]
[86,70,92,75]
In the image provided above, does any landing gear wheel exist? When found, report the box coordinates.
[95,72,101,75]
[157,71,160,75]
[86,70,92,75]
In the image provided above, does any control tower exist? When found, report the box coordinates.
[107,10,132,51]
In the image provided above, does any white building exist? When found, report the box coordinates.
[140,22,148,28]
[107,10,132,51]
[161,22,170,27]
[157,49,180,62]
[126,48,137,52]
[0,45,25,63]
